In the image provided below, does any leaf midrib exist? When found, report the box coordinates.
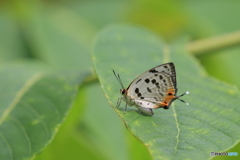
[0,73,43,125]
[171,104,180,159]
[164,42,179,159]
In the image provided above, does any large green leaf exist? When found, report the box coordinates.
[92,25,240,160]
[0,62,82,160]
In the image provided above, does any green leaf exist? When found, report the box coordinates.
[183,2,240,157]
[92,25,240,160]
[33,87,103,160]
[0,62,81,160]
[24,2,95,70]
[0,8,27,61]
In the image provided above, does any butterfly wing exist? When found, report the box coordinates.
[127,62,177,109]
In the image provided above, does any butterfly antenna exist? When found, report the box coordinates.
[176,91,189,105]
[113,70,125,89]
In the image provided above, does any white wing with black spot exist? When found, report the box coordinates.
[126,62,177,109]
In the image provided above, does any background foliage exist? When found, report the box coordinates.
[0,0,240,160]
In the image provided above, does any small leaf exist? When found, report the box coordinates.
[92,25,240,160]
[0,9,27,60]
[0,63,81,160]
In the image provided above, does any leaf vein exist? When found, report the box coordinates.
[22,101,50,139]
[29,90,62,117]
[0,132,13,160]
[178,114,234,146]
[10,116,32,155]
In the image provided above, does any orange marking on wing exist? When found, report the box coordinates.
[163,87,177,104]
[153,102,167,108]
[153,87,177,108]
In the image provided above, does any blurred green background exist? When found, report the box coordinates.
[1,0,240,160]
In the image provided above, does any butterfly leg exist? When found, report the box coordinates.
[117,97,122,108]
[117,97,128,114]
[123,102,128,114]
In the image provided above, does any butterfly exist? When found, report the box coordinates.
[113,62,189,116]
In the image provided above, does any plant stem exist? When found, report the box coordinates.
[187,30,240,55]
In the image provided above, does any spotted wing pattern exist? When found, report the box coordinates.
[126,62,177,109]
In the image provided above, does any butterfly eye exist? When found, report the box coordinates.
[120,89,126,95]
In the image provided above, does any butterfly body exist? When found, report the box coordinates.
[114,62,188,116]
